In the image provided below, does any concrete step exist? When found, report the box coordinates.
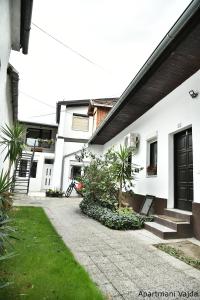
[164,208,192,222]
[144,222,177,239]
[154,215,190,230]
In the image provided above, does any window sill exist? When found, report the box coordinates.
[146,174,157,178]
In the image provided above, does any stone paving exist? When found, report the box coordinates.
[14,195,200,300]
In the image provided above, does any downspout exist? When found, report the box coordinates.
[20,0,34,54]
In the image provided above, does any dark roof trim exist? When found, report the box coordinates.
[19,121,58,128]
[7,65,19,122]
[20,0,34,54]
[89,0,200,144]
[56,99,90,123]
[58,136,88,143]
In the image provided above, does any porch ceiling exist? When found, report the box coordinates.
[90,4,200,145]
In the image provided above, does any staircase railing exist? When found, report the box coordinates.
[11,141,36,194]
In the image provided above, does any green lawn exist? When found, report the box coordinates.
[0,207,104,300]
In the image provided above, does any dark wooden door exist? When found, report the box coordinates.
[174,128,193,211]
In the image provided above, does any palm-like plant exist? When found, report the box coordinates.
[110,145,135,208]
[0,123,25,178]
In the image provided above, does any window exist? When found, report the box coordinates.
[44,159,54,164]
[26,128,52,147]
[19,160,28,177]
[127,153,132,176]
[71,166,82,179]
[147,140,157,176]
[30,161,37,178]
[72,114,89,132]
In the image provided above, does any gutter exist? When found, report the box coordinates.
[20,0,34,54]
[88,0,200,144]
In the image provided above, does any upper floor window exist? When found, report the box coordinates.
[72,114,89,132]
[147,140,157,176]
[26,128,52,147]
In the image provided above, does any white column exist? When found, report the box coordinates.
[51,106,65,190]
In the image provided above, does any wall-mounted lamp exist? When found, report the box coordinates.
[189,90,199,98]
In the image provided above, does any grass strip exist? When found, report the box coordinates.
[0,206,104,300]
[155,243,200,270]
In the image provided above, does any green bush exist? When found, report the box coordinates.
[80,151,118,209]
[80,198,153,230]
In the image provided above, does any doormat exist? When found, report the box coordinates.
[155,240,200,270]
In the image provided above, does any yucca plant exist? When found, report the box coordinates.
[0,215,16,289]
[109,145,135,208]
[0,171,13,212]
[0,122,25,178]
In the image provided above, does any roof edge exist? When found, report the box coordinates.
[88,0,200,145]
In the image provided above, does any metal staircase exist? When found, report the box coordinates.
[11,147,35,194]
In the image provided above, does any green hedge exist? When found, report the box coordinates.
[80,199,153,230]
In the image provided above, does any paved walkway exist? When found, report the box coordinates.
[14,196,200,300]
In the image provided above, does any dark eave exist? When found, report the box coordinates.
[19,121,58,129]
[7,65,19,122]
[56,99,90,123]
[89,0,200,145]
[20,0,34,54]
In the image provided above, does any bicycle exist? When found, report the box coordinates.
[65,178,83,197]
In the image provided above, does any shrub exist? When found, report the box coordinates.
[80,199,153,230]
[80,151,118,209]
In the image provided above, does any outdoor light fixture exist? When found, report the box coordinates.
[189,90,199,98]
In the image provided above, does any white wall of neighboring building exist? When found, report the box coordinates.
[29,152,55,192]
[52,104,93,189]
[0,0,12,172]
[62,152,90,193]
[0,0,21,172]
[63,106,93,139]
[90,70,200,207]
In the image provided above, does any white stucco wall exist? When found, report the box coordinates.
[0,1,12,172]
[90,70,200,207]
[0,0,21,173]
[62,106,93,139]
[62,153,90,193]
[29,152,55,192]
[52,105,93,189]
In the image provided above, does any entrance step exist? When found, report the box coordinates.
[145,222,177,239]
[164,208,192,222]
[144,209,193,239]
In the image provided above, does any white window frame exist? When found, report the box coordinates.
[146,137,158,177]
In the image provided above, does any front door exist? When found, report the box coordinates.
[174,128,193,211]
[42,164,53,190]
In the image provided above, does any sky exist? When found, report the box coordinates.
[10,0,191,125]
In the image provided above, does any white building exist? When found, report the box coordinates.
[53,99,117,192]
[88,1,200,240]
[0,0,33,171]
[13,121,58,194]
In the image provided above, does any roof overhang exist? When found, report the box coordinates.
[89,0,200,145]
[56,100,90,123]
[19,121,58,128]
[11,0,33,54]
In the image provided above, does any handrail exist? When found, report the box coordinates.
[26,140,36,194]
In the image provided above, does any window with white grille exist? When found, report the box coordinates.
[72,114,89,131]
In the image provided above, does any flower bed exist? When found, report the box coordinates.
[80,199,153,230]
[46,189,63,197]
